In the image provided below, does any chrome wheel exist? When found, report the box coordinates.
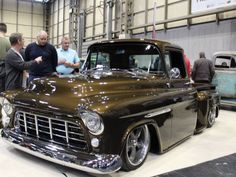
[207,105,216,128]
[123,125,150,169]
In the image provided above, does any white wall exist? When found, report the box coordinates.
[48,0,70,47]
[0,0,44,46]
[135,19,236,65]
[2,0,235,54]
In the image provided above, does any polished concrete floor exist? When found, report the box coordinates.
[0,109,235,177]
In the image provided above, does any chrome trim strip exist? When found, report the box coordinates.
[144,108,172,118]
[220,100,236,107]
[49,118,53,139]
[51,127,65,133]
[68,137,86,142]
[51,122,64,126]
[65,121,69,144]
[38,124,49,129]
[69,131,84,136]
[35,115,39,137]
[53,133,66,138]
[27,126,36,131]
[68,124,81,129]
[38,119,48,123]
[39,130,49,134]
[120,106,172,119]
[23,112,27,134]
[1,129,122,174]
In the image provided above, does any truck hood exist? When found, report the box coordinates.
[11,71,170,115]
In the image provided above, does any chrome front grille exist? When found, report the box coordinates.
[15,111,88,151]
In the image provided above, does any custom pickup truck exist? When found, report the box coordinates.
[1,39,220,174]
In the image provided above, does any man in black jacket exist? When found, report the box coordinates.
[192,52,215,83]
[25,30,58,82]
[5,33,42,90]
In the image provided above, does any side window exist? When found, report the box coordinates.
[165,50,187,78]
[89,52,110,69]
[90,53,97,68]
[164,53,171,73]
[149,54,165,73]
[129,54,165,74]
[231,58,236,68]
[214,56,236,68]
[97,52,110,68]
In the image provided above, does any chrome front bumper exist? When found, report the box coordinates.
[1,129,122,174]
[220,98,236,107]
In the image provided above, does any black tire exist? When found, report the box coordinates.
[121,125,150,171]
[207,105,216,128]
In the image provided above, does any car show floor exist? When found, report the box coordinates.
[157,153,236,177]
[0,109,236,177]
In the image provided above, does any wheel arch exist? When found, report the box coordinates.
[147,124,162,154]
[119,120,162,156]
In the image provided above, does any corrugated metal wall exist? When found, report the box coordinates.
[0,0,44,46]
[79,0,236,58]
[48,0,70,47]
[135,18,236,64]
[1,0,235,62]
[81,0,236,40]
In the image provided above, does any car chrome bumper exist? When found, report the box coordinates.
[220,98,236,107]
[1,129,122,174]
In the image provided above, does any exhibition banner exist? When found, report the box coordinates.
[191,0,236,13]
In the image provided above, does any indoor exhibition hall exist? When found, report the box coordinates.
[0,0,236,177]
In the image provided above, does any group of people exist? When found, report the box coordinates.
[0,23,80,91]
[0,22,215,92]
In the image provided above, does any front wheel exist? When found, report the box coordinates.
[121,125,150,171]
[207,105,216,128]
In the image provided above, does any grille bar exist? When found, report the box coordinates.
[49,118,53,139]
[65,121,69,144]
[35,115,39,137]
[23,112,28,134]
[15,111,88,151]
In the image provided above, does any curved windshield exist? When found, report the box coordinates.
[83,43,165,74]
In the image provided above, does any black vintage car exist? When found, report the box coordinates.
[1,39,220,174]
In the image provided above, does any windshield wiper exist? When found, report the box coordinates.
[81,65,110,74]
[129,68,149,74]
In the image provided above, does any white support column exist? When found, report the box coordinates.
[106,0,114,40]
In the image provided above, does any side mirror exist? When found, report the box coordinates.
[170,67,180,79]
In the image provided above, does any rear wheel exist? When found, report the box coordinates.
[207,105,216,128]
[121,125,150,171]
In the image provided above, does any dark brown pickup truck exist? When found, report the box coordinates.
[1,39,220,174]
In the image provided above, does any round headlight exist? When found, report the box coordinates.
[1,107,11,127]
[0,96,4,105]
[2,98,13,115]
[80,110,104,135]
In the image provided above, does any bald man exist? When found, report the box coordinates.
[25,30,58,82]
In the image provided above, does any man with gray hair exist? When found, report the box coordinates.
[0,23,11,91]
[5,33,42,90]
[25,30,58,82]
[56,36,80,75]
[192,52,215,83]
